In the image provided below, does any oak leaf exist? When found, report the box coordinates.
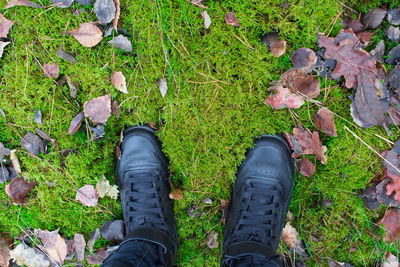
[379,208,400,242]
[314,107,337,137]
[292,127,327,164]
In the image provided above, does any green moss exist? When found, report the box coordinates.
[0,0,399,265]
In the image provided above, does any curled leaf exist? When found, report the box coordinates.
[169,188,183,200]
[111,71,128,94]
[201,10,211,29]
[292,127,327,164]
[158,78,168,98]
[206,231,218,249]
[0,41,10,58]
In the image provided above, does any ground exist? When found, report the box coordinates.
[0,0,399,266]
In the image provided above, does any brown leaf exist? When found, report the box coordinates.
[225,12,240,27]
[76,185,98,207]
[169,189,183,200]
[83,94,111,125]
[112,0,120,30]
[87,229,100,252]
[379,208,400,242]
[20,132,46,155]
[356,31,374,46]
[45,235,67,265]
[261,33,286,58]
[265,83,305,109]
[86,249,108,265]
[362,8,387,29]
[73,233,85,263]
[296,158,315,177]
[280,68,320,98]
[292,127,327,164]
[111,71,128,94]
[281,222,300,249]
[57,49,78,63]
[5,177,37,204]
[43,62,59,78]
[314,107,337,137]
[342,18,363,33]
[101,220,125,244]
[0,232,13,267]
[111,100,120,117]
[35,128,57,147]
[69,112,84,135]
[220,199,230,223]
[34,229,58,249]
[0,14,14,38]
[4,0,43,9]
[65,23,103,48]
[291,48,317,72]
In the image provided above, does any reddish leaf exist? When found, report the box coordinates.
[356,31,374,46]
[111,71,128,94]
[383,142,400,202]
[261,33,286,58]
[74,234,86,263]
[43,62,59,78]
[5,177,37,204]
[69,112,84,135]
[0,232,13,267]
[265,84,305,109]
[111,100,120,117]
[86,249,108,265]
[280,68,320,98]
[65,23,103,48]
[225,12,240,27]
[83,95,111,125]
[169,189,183,200]
[291,48,317,72]
[379,208,400,242]
[76,185,98,207]
[292,127,327,164]
[314,107,337,137]
[296,158,315,177]
[0,14,13,38]
[4,0,43,9]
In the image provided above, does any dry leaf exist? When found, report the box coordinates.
[95,177,119,199]
[73,233,85,263]
[20,132,46,155]
[112,0,120,30]
[281,222,300,249]
[0,232,13,267]
[65,23,103,48]
[342,18,363,33]
[291,48,317,72]
[108,35,132,52]
[68,112,84,135]
[43,62,59,78]
[5,177,37,204]
[34,229,58,249]
[388,8,400,26]
[111,71,128,94]
[86,249,108,265]
[101,220,125,244]
[292,127,327,164]
[225,12,240,27]
[201,10,211,29]
[384,252,399,267]
[4,0,43,9]
[10,150,20,175]
[296,158,315,177]
[9,244,50,267]
[111,100,120,117]
[371,40,385,63]
[94,0,116,24]
[379,208,400,242]
[385,26,400,42]
[220,199,230,223]
[76,185,98,207]
[57,49,78,63]
[206,231,218,249]
[169,188,183,200]
[83,94,111,125]
[87,229,100,252]
[265,83,305,109]
[261,33,286,58]
[50,0,74,8]
[45,235,67,265]
[386,45,400,66]
[362,8,387,29]
[0,167,9,184]
[0,142,10,162]
[0,14,14,38]
[0,41,10,58]
[356,31,375,46]
[280,68,320,98]
[158,78,168,98]
[314,107,337,137]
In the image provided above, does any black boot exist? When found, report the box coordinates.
[222,134,295,266]
[115,125,177,266]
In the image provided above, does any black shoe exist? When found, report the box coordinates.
[222,134,295,266]
[116,125,177,266]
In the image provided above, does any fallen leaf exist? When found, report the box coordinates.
[57,49,78,63]
[225,12,240,27]
[377,179,400,208]
[385,26,400,42]
[292,127,327,164]
[356,31,374,46]
[65,23,103,48]
[76,185,98,207]
[4,0,43,9]
[220,199,230,223]
[65,239,74,261]
[10,150,21,175]
[101,220,125,244]
[87,228,100,252]
[290,47,317,72]
[206,231,218,249]
[5,177,37,204]
[108,35,132,52]
[0,108,5,119]
[34,229,58,249]
[0,14,13,38]
[342,18,363,33]
[314,107,337,137]
[94,0,116,24]
[261,33,286,58]
[66,76,77,98]
[111,71,128,94]
[362,8,387,29]
[158,78,168,98]
[45,235,67,265]
[202,197,213,204]
[89,124,105,140]
[370,40,385,63]
[384,252,399,267]
[388,8,400,26]
[34,109,42,124]
[95,177,119,199]
[35,129,57,147]
[0,142,10,162]
[0,167,9,183]
[50,0,74,8]
[296,158,315,177]
[385,44,400,66]
[0,41,10,58]
[112,0,120,29]
[201,10,211,29]
[382,141,400,202]
[76,0,94,6]
[69,112,84,135]
[111,100,120,117]
[265,83,305,109]
[389,66,400,93]
[0,232,13,267]
[83,94,111,125]
[86,248,108,265]
[73,233,85,264]
[9,244,50,267]
[328,260,354,267]
[43,62,59,78]
[280,68,320,98]
[20,132,46,155]
[169,188,183,200]
[281,222,300,249]
[314,49,337,79]
[379,208,400,242]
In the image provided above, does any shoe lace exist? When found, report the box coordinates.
[123,172,168,231]
[232,180,282,247]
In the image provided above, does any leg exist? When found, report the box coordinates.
[102,125,178,267]
[222,135,295,267]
